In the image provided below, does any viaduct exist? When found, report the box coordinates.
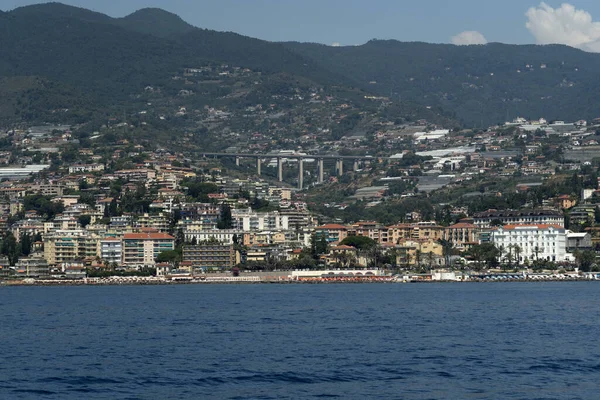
[198,152,381,189]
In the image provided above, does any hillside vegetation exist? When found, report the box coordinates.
[286,40,600,126]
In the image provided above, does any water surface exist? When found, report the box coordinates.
[0,283,598,399]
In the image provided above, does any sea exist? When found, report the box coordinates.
[1,282,599,399]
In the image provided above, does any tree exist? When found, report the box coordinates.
[1,233,19,265]
[469,243,500,270]
[217,204,233,229]
[513,245,522,266]
[438,239,453,267]
[309,233,328,260]
[108,198,118,217]
[426,251,435,271]
[156,250,181,264]
[339,235,377,250]
[175,228,185,248]
[574,250,596,272]
[19,233,32,257]
[78,215,91,228]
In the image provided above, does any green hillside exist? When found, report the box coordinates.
[285,40,600,126]
[0,2,453,137]
[118,8,195,38]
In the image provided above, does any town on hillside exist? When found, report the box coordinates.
[2,113,600,283]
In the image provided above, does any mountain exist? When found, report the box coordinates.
[0,3,352,102]
[285,40,600,126]
[9,2,112,23]
[118,8,195,38]
[5,3,600,129]
[1,2,454,136]
[0,76,96,124]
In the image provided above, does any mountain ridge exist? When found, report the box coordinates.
[5,2,600,127]
[285,40,600,125]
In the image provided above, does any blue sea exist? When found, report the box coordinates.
[1,283,599,399]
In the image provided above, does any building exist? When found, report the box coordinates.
[569,205,596,226]
[184,229,248,245]
[122,232,175,268]
[232,209,289,231]
[348,221,387,243]
[98,238,123,265]
[30,183,66,197]
[566,232,592,251]
[396,239,444,267]
[473,209,564,228]
[68,164,105,174]
[182,244,238,271]
[387,222,445,244]
[444,222,480,247]
[314,224,348,244]
[43,230,98,265]
[492,224,572,263]
[15,256,49,278]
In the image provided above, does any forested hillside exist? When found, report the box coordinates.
[286,40,600,126]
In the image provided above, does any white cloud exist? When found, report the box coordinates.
[331,42,341,47]
[451,31,488,46]
[526,2,600,52]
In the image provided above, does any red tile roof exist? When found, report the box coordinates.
[501,224,563,230]
[448,222,478,229]
[316,224,347,230]
[124,233,174,240]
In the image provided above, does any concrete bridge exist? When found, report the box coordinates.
[198,152,379,189]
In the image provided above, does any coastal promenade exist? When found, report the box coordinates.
[2,271,599,286]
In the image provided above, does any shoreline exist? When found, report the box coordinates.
[1,277,598,287]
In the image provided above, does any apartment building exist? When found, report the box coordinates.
[182,244,239,271]
[184,229,248,245]
[44,230,99,265]
[122,232,175,268]
[232,209,289,231]
[98,238,123,265]
[444,222,480,246]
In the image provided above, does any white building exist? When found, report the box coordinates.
[492,224,572,263]
[68,164,105,174]
[473,209,564,228]
[99,238,122,265]
[232,210,289,231]
[184,229,245,245]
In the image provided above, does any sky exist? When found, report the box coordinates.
[3,1,600,51]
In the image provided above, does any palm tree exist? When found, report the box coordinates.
[497,244,505,270]
[505,244,514,269]
[437,239,453,268]
[404,249,413,270]
[426,251,435,271]
[513,245,521,267]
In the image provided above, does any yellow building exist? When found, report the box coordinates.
[396,239,444,267]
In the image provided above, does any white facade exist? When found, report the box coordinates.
[99,239,122,264]
[473,210,564,228]
[184,229,244,244]
[492,225,572,263]
[232,210,289,231]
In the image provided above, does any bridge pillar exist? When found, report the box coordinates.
[353,159,359,172]
[235,156,240,166]
[256,158,261,175]
[277,157,283,182]
[298,158,304,190]
[337,159,343,176]
[318,158,324,183]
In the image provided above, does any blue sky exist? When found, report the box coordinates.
[3,0,600,48]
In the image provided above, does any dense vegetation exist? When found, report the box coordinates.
[286,40,600,126]
[7,3,600,134]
